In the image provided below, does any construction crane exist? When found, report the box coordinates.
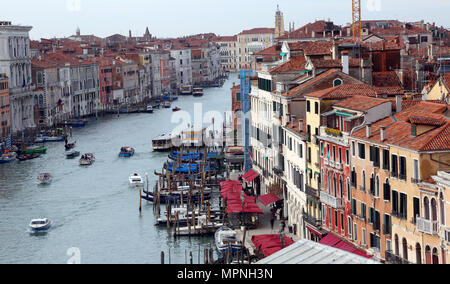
[352,0,362,41]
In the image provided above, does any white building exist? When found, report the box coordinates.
[0,22,35,133]
[170,48,193,92]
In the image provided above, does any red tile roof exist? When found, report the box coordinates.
[311,58,341,69]
[269,56,306,73]
[333,96,391,112]
[239,28,274,35]
[288,41,333,56]
[306,83,378,99]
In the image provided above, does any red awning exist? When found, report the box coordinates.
[320,234,373,259]
[251,234,295,257]
[221,180,263,214]
[258,193,282,207]
[306,225,323,237]
[242,169,259,183]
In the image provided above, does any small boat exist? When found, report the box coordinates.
[17,153,40,161]
[79,153,95,166]
[23,146,47,154]
[172,107,181,112]
[29,218,51,232]
[162,101,171,108]
[35,136,46,143]
[70,119,88,128]
[180,85,193,95]
[38,173,52,184]
[119,146,135,158]
[193,87,204,97]
[129,173,144,187]
[0,152,17,163]
[65,149,80,159]
[215,226,242,255]
[65,141,76,150]
[152,103,161,109]
[43,136,65,142]
[145,104,154,113]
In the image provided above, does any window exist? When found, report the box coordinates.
[352,199,357,216]
[333,78,343,87]
[362,229,367,246]
[361,203,366,220]
[306,100,311,113]
[354,223,358,241]
[391,154,398,177]
[400,193,407,219]
[399,157,407,180]
[314,102,319,114]
[352,141,356,157]
[413,197,420,224]
[384,214,391,235]
[413,159,419,182]
[358,143,366,159]
[392,190,399,216]
[346,149,350,165]
[383,179,391,201]
[341,213,344,232]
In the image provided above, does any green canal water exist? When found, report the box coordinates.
[0,73,238,264]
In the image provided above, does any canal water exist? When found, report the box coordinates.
[0,73,239,264]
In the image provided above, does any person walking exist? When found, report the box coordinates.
[270,214,275,232]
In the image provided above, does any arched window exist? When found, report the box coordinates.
[333,78,343,87]
[432,248,439,264]
[402,238,408,261]
[339,176,344,199]
[424,197,430,220]
[431,198,438,222]
[416,243,422,264]
[425,246,432,264]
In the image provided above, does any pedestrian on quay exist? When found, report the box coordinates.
[279,219,286,234]
[270,215,275,232]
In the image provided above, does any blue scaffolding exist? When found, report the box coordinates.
[240,69,255,172]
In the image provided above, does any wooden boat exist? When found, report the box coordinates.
[23,146,47,154]
[79,153,95,166]
[0,152,17,163]
[119,146,135,158]
[193,87,204,97]
[215,226,242,255]
[172,107,181,112]
[38,173,52,185]
[29,218,51,232]
[17,153,40,161]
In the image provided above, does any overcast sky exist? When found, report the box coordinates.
[1,0,449,40]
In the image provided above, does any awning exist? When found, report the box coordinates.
[319,234,373,259]
[242,169,259,183]
[252,234,295,257]
[258,193,282,207]
[306,225,323,237]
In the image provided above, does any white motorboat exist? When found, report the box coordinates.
[129,173,144,187]
[162,101,171,108]
[38,173,52,185]
[29,218,51,232]
[215,226,242,255]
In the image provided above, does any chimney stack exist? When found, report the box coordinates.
[341,50,349,74]
[411,124,417,137]
[380,126,387,142]
[396,95,403,113]
[366,123,372,138]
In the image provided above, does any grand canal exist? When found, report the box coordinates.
[0,73,238,264]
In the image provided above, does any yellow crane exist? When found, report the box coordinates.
[352,0,362,41]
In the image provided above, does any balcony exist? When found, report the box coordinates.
[303,210,322,228]
[416,217,439,235]
[305,185,319,198]
[385,250,412,264]
[324,127,343,138]
[320,191,344,209]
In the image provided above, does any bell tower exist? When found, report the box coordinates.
[275,5,285,38]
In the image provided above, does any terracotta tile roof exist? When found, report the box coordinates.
[442,73,450,90]
[333,96,391,112]
[215,35,237,42]
[352,101,450,151]
[288,41,333,56]
[278,21,342,40]
[285,118,307,136]
[306,83,377,99]
[255,43,282,56]
[269,56,306,73]
[408,115,447,126]
[239,28,274,35]
[372,26,430,36]
[287,69,362,98]
[310,58,341,69]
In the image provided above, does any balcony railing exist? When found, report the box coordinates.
[416,216,439,235]
[305,185,319,198]
[320,191,344,209]
[303,210,322,228]
[385,250,412,264]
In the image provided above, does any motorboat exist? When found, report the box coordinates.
[65,149,80,159]
[215,226,242,255]
[119,146,135,158]
[152,103,161,109]
[38,173,52,185]
[145,104,154,113]
[152,133,175,152]
[0,152,17,164]
[43,136,65,142]
[79,153,95,166]
[162,101,171,108]
[17,153,40,161]
[23,146,47,155]
[193,87,204,97]
[29,218,51,232]
[172,107,181,112]
[65,141,76,150]
[129,173,144,187]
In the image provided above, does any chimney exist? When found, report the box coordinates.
[366,123,372,138]
[411,124,417,137]
[292,115,297,127]
[380,126,387,142]
[341,50,349,74]
[396,95,403,113]
[299,120,304,133]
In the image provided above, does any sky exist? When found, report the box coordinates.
[1,0,449,40]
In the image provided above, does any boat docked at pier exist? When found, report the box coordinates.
[180,85,193,95]
[29,218,51,232]
[129,173,144,187]
[119,147,135,158]
[38,173,52,185]
[215,226,242,255]
[0,152,16,163]
[193,87,204,97]
[142,185,212,203]
[79,153,95,166]
[145,104,154,113]
[152,133,176,152]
